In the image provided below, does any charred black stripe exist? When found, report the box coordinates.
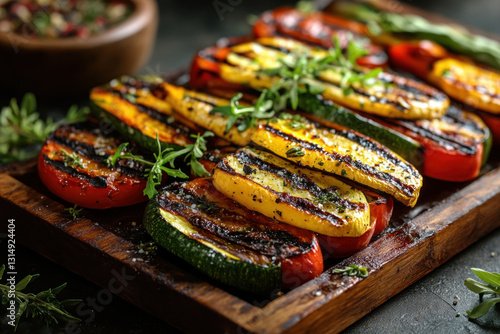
[183,95,218,108]
[218,160,347,225]
[383,105,486,155]
[157,187,311,257]
[446,104,485,134]
[108,89,171,124]
[388,118,477,155]
[378,73,443,100]
[43,154,108,188]
[49,128,147,179]
[234,149,365,210]
[324,126,420,178]
[263,125,416,197]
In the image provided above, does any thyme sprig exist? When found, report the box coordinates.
[0,264,82,331]
[0,93,89,164]
[108,132,213,199]
[64,205,83,220]
[57,149,84,169]
[464,267,500,319]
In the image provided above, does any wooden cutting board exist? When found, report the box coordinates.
[2,1,500,333]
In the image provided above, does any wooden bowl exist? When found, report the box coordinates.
[0,0,158,98]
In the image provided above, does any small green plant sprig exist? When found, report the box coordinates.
[64,205,83,220]
[0,93,89,164]
[0,265,82,331]
[464,267,500,319]
[332,264,369,278]
[107,131,214,199]
[210,92,275,134]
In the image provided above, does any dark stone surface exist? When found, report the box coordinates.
[1,0,500,333]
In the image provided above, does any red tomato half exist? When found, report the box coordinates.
[317,222,376,258]
[38,124,148,209]
[281,236,323,289]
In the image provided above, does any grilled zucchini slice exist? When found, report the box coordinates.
[213,147,371,237]
[90,78,194,152]
[251,119,422,207]
[429,58,500,114]
[144,178,323,294]
[195,36,449,119]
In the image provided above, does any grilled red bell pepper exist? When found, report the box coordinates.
[253,6,388,68]
[389,41,500,146]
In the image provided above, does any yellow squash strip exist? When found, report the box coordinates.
[213,147,371,237]
[157,83,258,146]
[217,37,449,119]
[90,88,193,146]
[250,119,422,207]
[429,58,500,114]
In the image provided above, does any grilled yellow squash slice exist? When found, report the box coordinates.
[212,37,449,119]
[154,83,258,146]
[429,58,500,114]
[250,119,422,207]
[213,147,371,237]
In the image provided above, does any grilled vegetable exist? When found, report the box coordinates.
[366,104,492,182]
[297,93,423,167]
[390,42,500,114]
[331,0,500,71]
[212,147,375,257]
[388,41,500,147]
[38,123,148,209]
[89,77,194,152]
[253,6,388,68]
[250,119,422,207]
[152,83,257,146]
[190,36,450,120]
[144,178,323,294]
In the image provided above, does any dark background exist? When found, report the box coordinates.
[1,0,500,333]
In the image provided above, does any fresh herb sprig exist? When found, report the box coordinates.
[332,264,369,278]
[57,149,84,169]
[464,267,500,319]
[108,132,213,199]
[210,92,275,134]
[0,93,89,164]
[65,205,83,220]
[0,265,82,331]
